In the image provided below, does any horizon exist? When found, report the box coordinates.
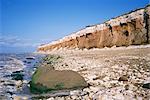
[0,0,149,53]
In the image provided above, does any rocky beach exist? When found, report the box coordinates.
[38,45,150,100]
[0,45,150,100]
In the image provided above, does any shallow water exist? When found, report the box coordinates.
[0,53,44,99]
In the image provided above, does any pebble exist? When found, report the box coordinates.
[89,86,99,93]
[15,80,23,88]
[71,95,79,99]
[13,95,21,100]
[103,76,110,81]
[70,90,81,96]
[118,75,128,81]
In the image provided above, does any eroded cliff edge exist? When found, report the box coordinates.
[38,5,150,52]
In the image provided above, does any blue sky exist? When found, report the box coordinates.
[0,0,149,53]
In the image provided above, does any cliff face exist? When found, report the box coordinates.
[38,5,150,52]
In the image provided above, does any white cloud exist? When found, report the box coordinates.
[0,36,20,45]
[0,36,37,47]
[0,35,51,47]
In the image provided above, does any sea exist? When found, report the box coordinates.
[0,53,44,99]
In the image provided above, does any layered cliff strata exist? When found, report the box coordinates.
[38,5,150,52]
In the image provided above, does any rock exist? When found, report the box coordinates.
[70,95,79,100]
[26,57,35,60]
[12,70,24,74]
[70,90,81,96]
[83,88,91,94]
[103,76,110,81]
[118,75,128,81]
[13,95,21,100]
[4,83,15,86]
[27,62,31,64]
[15,80,23,88]
[124,84,129,90]
[11,72,24,81]
[30,66,88,94]
[23,60,27,63]
[6,91,13,95]
[142,83,150,89]
[128,84,138,91]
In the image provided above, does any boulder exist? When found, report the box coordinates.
[30,66,88,94]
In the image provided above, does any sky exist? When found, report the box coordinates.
[0,0,149,53]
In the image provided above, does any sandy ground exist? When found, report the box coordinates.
[43,45,150,100]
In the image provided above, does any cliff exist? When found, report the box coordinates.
[38,5,150,52]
